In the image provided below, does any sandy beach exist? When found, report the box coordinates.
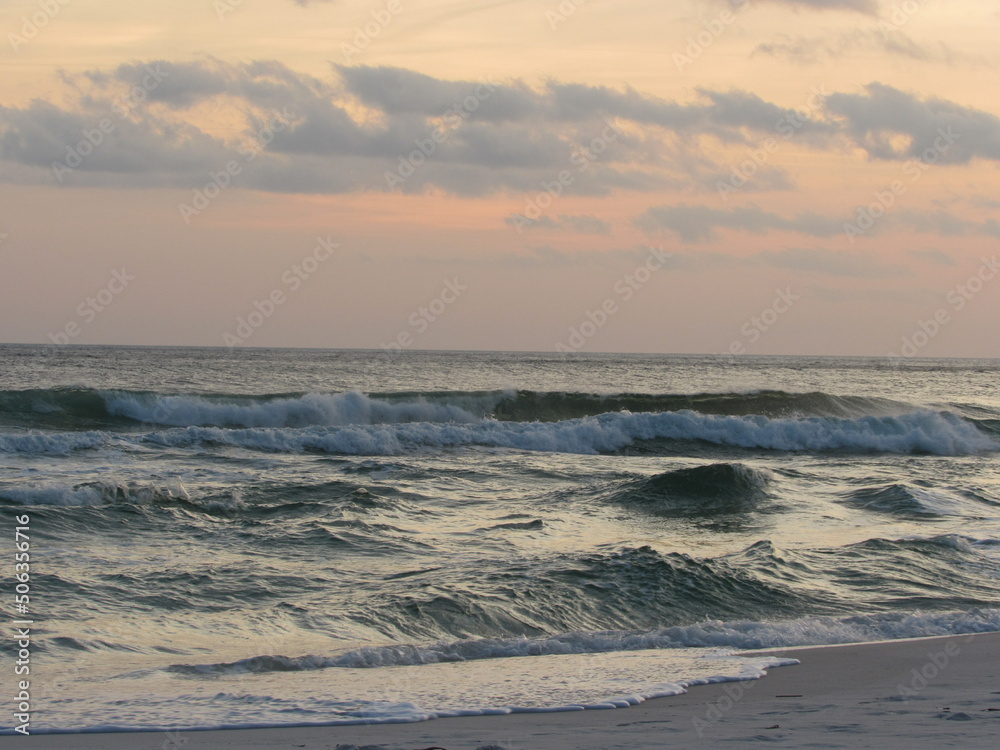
[6,632,998,750]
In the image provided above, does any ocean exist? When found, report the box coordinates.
[2,345,999,735]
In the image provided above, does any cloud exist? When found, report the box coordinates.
[753,31,959,65]
[635,203,1000,245]
[896,210,1000,238]
[753,0,877,12]
[559,214,613,234]
[398,244,670,269]
[504,214,559,231]
[0,60,824,195]
[503,213,612,234]
[826,83,1000,163]
[754,246,910,277]
[969,196,1000,211]
[908,249,956,267]
[336,67,835,142]
[810,285,936,304]
[636,245,908,279]
[0,98,232,183]
[635,204,843,242]
[1,61,997,199]
[93,61,231,108]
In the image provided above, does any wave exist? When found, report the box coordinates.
[490,389,918,422]
[33,654,800,733]
[0,387,945,431]
[604,463,771,517]
[0,388,495,430]
[0,480,244,514]
[481,519,546,531]
[104,390,488,429]
[28,534,1000,665]
[361,536,1000,641]
[839,483,967,518]
[169,607,1000,675]
[3,408,994,457]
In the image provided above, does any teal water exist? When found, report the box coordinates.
[1,346,999,732]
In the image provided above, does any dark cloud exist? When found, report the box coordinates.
[634,204,842,242]
[810,286,935,304]
[336,66,521,119]
[909,249,956,267]
[504,214,559,231]
[754,31,958,65]
[0,61,799,195]
[896,210,1000,238]
[559,214,613,234]
[503,213,612,234]
[753,0,877,12]
[103,61,230,108]
[755,246,910,277]
[0,98,231,183]
[1,61,997,199]
[826,83,1000,163]
[635,202,1000,246]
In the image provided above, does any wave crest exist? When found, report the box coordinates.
[2,408,994,457]
[168,607,1000,675]
[605,463,772,517]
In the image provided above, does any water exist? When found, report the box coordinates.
[1,345,999,733]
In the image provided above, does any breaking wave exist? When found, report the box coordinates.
[2,408,994,457]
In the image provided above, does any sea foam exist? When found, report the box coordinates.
[2,408,995,456]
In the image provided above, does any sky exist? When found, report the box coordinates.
[1,0,998,356]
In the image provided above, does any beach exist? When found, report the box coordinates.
[6,632,998,749]
[4,0,998,743]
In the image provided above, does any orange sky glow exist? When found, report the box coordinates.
[1,0,998,356]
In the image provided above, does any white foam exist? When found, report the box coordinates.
[21,654,796,734]
[103,390,490,428]
[0,483,110,507]
[186,607,1000,674]
[26,609,1000,734]
[0,430,115,455]
[149,408,996,457]
[0,480,194,507]
[3,408,994,457]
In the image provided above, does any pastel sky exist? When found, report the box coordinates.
[1,0,998,356]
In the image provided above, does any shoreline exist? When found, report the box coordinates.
[4,632,999,749]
